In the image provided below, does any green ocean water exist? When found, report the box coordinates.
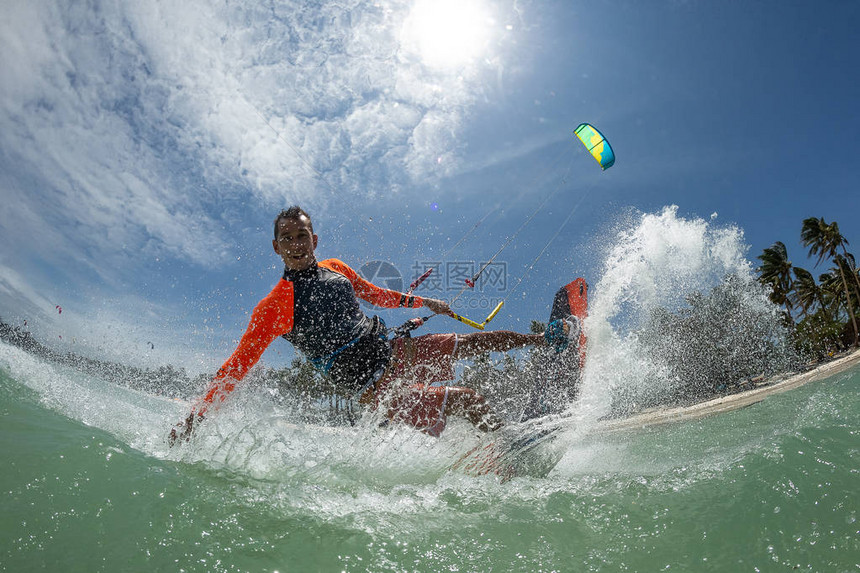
[1,341,858,572]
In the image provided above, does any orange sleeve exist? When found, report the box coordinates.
[318,258,424,309]
[195,280,294,414]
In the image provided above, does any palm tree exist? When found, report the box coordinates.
[819,271,843,307]
[842,252,860,302]
[801,218,859,347]
[791,267,828,320]
[835,254,860,310]
[757,241,795,322]
[801,218,836,265]
[802,217,860,293]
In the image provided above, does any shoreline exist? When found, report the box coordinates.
[595,348,860,434]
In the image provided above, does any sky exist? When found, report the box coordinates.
[1,0,858,372]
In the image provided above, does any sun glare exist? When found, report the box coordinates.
[401,0,493,69]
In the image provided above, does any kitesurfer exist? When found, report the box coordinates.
[169,206,553,445]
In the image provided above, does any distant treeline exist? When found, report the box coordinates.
[0,318,357,425]
[0,318,207,398]
[757,216,860,357]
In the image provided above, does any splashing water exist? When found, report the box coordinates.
[576,206,794,422]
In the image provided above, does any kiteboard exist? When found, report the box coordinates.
[451,279,588,480]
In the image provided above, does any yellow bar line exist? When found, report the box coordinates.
[482,301,504,325]
[450,312,485,330]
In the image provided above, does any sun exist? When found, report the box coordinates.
[401,0,493,69]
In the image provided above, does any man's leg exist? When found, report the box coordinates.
[385,384,502,435]
[443,387,503,432]
[378,331,542,434]
[447,331,543,431]
[454,331,545,359]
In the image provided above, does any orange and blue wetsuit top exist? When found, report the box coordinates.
[194,258,424,415]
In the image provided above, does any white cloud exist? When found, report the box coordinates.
[0,0,521,355]
[0,262,57,322]
[1,1,510,266]
[0,2,232,274]
[116,0,507,200]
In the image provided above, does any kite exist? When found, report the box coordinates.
[574,123,615,170]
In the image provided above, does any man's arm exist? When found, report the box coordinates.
[318,258,452,315]
[421,297,453,316]
[168,280,294,446]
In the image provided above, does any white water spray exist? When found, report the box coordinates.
[576,206,789,423]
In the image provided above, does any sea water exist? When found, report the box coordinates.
[2,208,858,572]
[2,344,858,572]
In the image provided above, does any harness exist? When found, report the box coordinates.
[308,314,434,396]
[309,315,389,375]
[308,315,390,395]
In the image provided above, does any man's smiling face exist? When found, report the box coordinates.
[272,215,318,272]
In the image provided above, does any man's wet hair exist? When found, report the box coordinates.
[274,206,313,239]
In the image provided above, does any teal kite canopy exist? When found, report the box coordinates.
[574,123,615,170]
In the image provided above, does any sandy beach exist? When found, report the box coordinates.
[596,348,860,434]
